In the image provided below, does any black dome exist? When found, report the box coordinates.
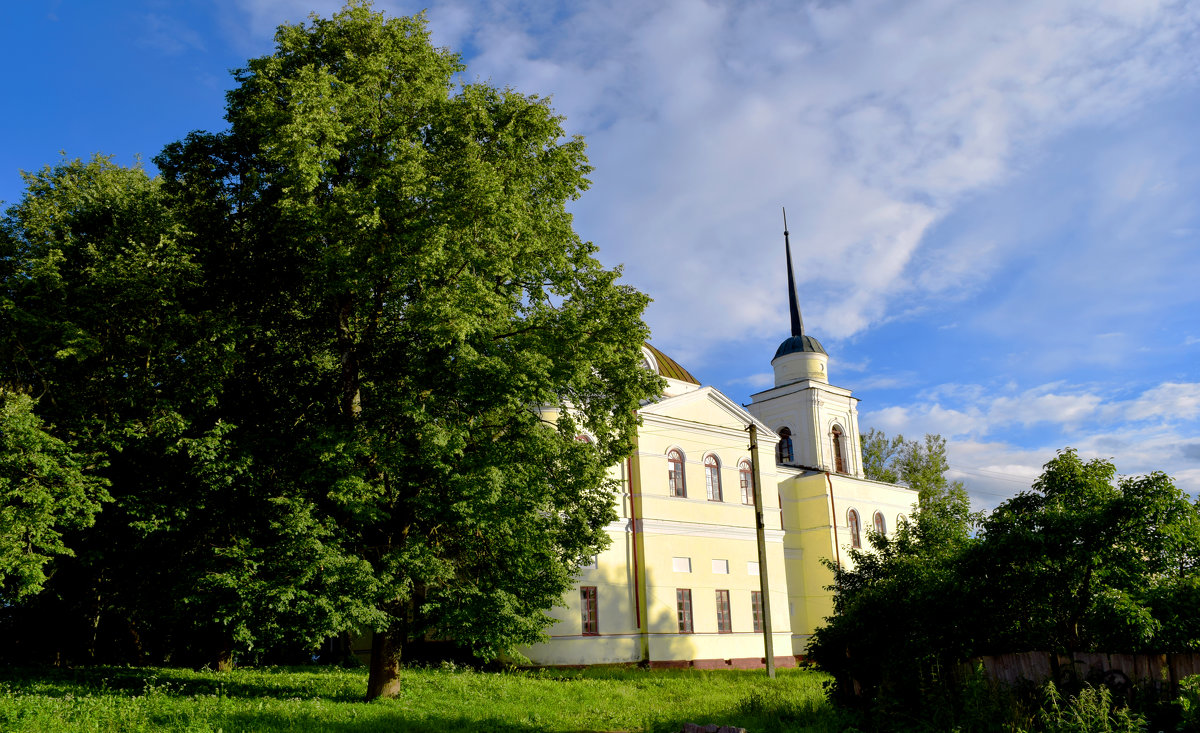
[774,334,826,359]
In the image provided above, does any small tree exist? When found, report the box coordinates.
[811,432,979,704]
[0,391,108,602]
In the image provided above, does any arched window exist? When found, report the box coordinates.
[704,454,722,502]
[776,427,794,464]
[848,508,862,549]
[738,460,753,505]
[667,449,686,498]
[831,425,846,473]
[873,511,886,536]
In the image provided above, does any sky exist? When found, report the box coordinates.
[3,0,1199,509]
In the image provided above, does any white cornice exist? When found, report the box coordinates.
[636,517,786,543]
[637,493,782,515]
[750,380,854,402]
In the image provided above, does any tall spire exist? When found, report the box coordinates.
[783,207,804,338]
[773,207,826,361]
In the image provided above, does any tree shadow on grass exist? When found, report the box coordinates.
[208,709,582,733]
[0,666,367,704]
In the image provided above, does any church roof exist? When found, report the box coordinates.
[774,209,827,359]
[644,343,700,385]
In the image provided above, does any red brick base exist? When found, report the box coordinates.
[649,656,797,670]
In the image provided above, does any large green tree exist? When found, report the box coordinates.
[155,3,658,697]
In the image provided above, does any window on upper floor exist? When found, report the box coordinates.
[848,508,862,549]
[738,459,753,504]
[873,511,886,536]
[704,454,722,501]
[776,427,794,464]
[832,425,846,473]
[667,449,686,498]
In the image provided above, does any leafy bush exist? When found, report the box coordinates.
[1038,682,1146,733]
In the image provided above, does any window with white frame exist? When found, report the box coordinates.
[667,449,686,498]
[704,454,722,501]
[738,459,753,504]
[832,425,846,473]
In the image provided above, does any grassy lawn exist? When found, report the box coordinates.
[0,663,849,732]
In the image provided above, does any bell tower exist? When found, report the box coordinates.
[746,211,864,477]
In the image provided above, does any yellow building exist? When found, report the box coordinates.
[521,230,916,668]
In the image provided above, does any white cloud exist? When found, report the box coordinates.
[213,0,1200,371]
[208,0,1200,503]
[727,372,774,389]
[1122,382,1200,422]
[863,379,1200,501]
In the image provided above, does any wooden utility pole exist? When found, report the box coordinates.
[748,423,776,678]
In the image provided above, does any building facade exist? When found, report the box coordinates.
[521,230,916,668]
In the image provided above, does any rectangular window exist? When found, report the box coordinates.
[676,588,693,633]
[715,589,731,633]
[711,559,729,574]
[672,556,692,573]
[747,561,759,576]
[580,586,598,635]
[582,555,598,570]
[751,591,764,633]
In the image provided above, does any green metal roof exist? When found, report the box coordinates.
[644,343,700,385]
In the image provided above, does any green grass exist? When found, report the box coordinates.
[0,663,849,732]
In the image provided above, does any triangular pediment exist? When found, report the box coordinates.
[641,386,776,437]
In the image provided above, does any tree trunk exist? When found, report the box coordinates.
[366,627,404,699]
[214,631,235,672]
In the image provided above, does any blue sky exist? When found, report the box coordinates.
[4,1,1199,508]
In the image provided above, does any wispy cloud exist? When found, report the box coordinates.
[137,13,207,55]
[215,0,1200,370]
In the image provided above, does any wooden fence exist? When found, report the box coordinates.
[973,652,1200,692]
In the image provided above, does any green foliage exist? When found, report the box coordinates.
[0,2,659,677]
[812,431,980,705]
[155,2,660,673]
[0,390,108,601]
[1174,674,1200,731]
[1039,682,1146,733]
[811,444,1200,717]
[975,450,1200,654]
